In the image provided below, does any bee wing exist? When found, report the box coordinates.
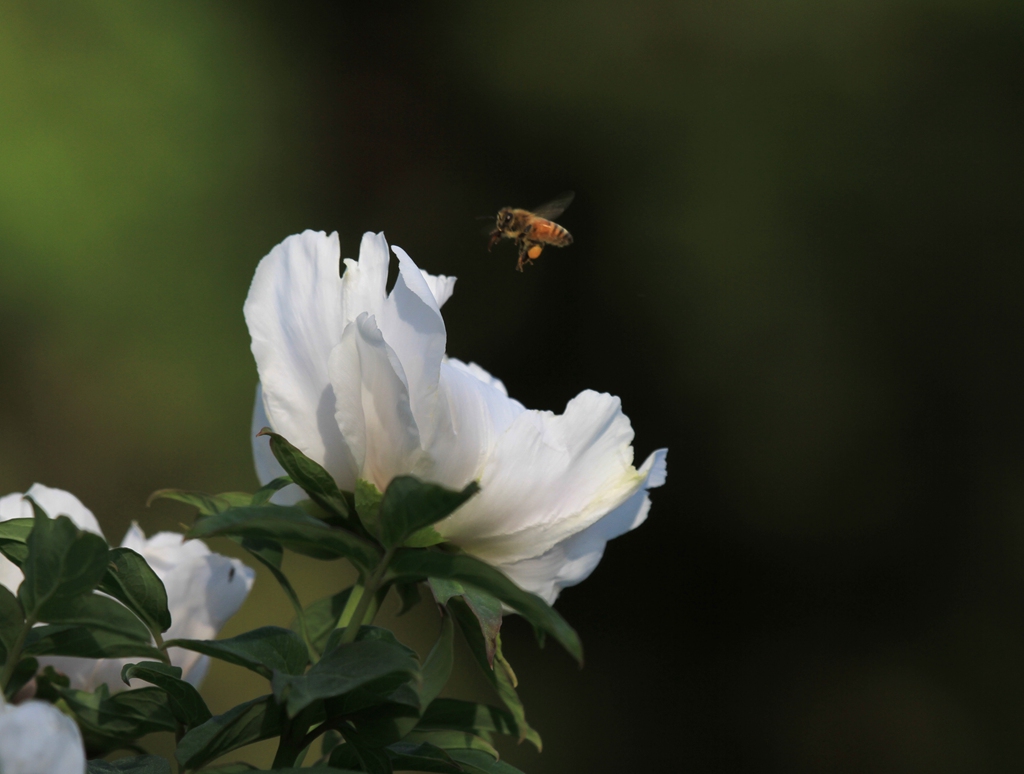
[532,190,575,220]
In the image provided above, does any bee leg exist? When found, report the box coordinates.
[488,230,501,252]
[516,242,528,272]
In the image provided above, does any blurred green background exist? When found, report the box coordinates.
[2,0,1024,771]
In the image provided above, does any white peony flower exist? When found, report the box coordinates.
[0,700,86,774]
[0,487,255,692]
[246,230,667,604]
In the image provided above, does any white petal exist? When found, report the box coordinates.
[377,245,448,451]
[416,358,527,488]
[495,449,668,603]
[437,390,645,564]
[129,529,255,686]
[330,313,422,488]
[23,484,103,537]
[419,269,457,308]
[446,358,512,398]
[244,230,359,490]
[0,701,86,774]
[250,383,304,505]
[340,232,390,328]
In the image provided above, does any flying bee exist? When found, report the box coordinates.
[487,191,575,271]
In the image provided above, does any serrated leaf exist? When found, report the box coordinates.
[0,517,32,567]
[61,683,178,738]
[87,755,172,774]
[97,547,171,633]
[175,695,286,770]
[122,661,212,729]
[19,511,110,616]
[389,549,582,665]
[166,626,308,679]
[36,593,153,644]
[378,477,479,550]
[23,624,165,660]
[447,749,525,774]
[187,505,380,572]
[272,637,420,718]
[259,429,353,522]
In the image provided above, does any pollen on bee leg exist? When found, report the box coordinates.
[527,245,543,259]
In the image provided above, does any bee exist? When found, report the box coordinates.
[488,191,575,271]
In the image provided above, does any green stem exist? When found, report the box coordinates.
[271,705,318,768]
[0,617,34,693]
[338,547,396,645]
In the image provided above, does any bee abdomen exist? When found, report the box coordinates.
[533,220,573,246]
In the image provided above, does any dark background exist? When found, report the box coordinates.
[2,1,1023,771]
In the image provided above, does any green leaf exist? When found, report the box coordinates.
[36,593,154,644]
[258,429,353,522]
[235,538,313,658]
[378,476,479,550]
[330,736,392,774]
[434,588,539,751]
[87,755,172,774]
[271,637,421,718]
[0,517,33,567]
[252,476,294,505]
[447,749,526,774]
[403,730,499,760]
[122,661,212,729]
[166,626,309,679]
[389,549,582,665]
[187,505,380,572]
[32,665,70,701]
[418,699,519,739]
[4,656,37,701]
[394,581,422,615]
[300,587,354,655]
[97,547,172,633]
[175,695,286,770]
[61,683,178,738]
[23,624,165,660]
[404,525,446,548]
[355,479,384,540]
[421,610,455,710]
[146,489,235,516]
[385,741,464,774]
[190,766,258,774]
[430,580,501,667]
[0,583,24,656]
[19,511,110,616]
